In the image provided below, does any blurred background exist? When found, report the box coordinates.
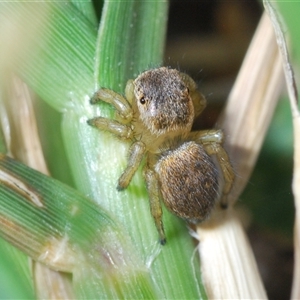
[165,1,294,299]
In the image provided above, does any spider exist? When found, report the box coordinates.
[88,67,234,245]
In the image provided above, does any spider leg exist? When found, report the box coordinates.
[188,129,223,144]
[88,84,136,139]
[87,117,133,140]
[179,71,207,118]
[190,129,235,208]
[118,141,146,190]
[144,167,166,245]
[91,88,132,122]
[191,90,206,118]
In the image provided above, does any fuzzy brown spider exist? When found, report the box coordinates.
[88,67,234,245]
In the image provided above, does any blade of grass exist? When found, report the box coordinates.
[69,0,98,25]
[1,73,158,298]
[0,2,96,111]
[33,264,74,299]
[3,75,75,299]
[0,154,157,298]
[263,1,300,298]
[0,239,34,299]
[219,13,284,203]
[197,12,284,299]
[33,98,75,187]
[0,100,8,154]
[95,1,168,92]
[0,81,34,300]
[63,1,205,298]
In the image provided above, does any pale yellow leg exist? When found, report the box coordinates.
[191,90,207,118]
[191,129,235,207]
[87,117,133,140]
[91,88,132,122]
[179,72,207,118]
[118,141,146,190]
[204,143,234,194]
[144,168,166,245]
[188,129,223,144]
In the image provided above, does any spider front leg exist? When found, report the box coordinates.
[87,117,133,140]
[191,129,235,208]
[179,72,207,118]
[144,167,166,245]
[87,86,135,139]
[88,86,144,190]
[90,87,133,122]
[117,141,146,190]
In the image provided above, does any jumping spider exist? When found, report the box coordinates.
[88,67,234,245]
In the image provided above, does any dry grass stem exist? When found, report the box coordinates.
[262,2,300,299]
[291,104,300,299]
[5,76,74,299]
[8,76,49,173]
[197,208,266,299]
[33,264,74,300]
[220,12,284,202]
[197,12,285,299]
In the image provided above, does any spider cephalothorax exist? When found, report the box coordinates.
[134,68,194,134]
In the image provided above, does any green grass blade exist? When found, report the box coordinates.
[63,1,206,299]
[0,129,6,155]
[69,0,98,24]
[0,154,157,298]
[94,1,168,92]
[0,239,34,299]
[0,2,96,111]
[33,99,75,187]
[0,89,33,300]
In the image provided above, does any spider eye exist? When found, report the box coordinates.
[140,96,146,104]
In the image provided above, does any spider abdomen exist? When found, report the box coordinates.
[155,141,219,223]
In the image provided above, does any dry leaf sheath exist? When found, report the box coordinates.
[263,1,300,298]
[197,12,284,299]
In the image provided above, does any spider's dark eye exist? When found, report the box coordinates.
[140,96,146,104]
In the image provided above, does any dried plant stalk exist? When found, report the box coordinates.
[197,209,266,298]
[220,13,284,201]
[4,76,74,299]
[197,12,285,299]
[262,2,300,299]
[292,124,300,298]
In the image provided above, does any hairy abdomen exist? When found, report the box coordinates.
[156,141,219,223]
